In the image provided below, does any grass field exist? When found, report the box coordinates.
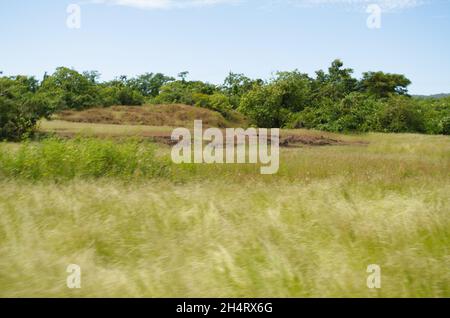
[0,119,449,297]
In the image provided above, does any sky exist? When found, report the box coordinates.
[0,0,449,94]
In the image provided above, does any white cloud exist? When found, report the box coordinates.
[285,0,426,12]
[91,0,427,11]
[92,0,240,10]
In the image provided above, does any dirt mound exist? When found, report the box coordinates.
[280,135,345,147]
[145,133,365,148]
[57,104,247,128]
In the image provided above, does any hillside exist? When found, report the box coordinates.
[54,104,248,129]
[413,93,450,99]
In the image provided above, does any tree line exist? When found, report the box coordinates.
[1,59,449,140]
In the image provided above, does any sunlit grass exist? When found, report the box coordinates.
[39,119,174,137]
[0,129,449,297]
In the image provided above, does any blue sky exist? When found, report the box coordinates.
[1,0,449,94]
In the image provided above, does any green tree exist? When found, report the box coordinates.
[128,73,174,97]
[239,82,290,128]
[39,67,100,110]
[360,71,411,98]
[98,79,144,106]
[178,71,189,83]
[0,76,55,140]
[312,59,358,102]
[239,71,312,127]
[221,73,262,108]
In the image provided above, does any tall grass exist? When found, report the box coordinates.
[0,179,448,297]
[0,132,449,297]
[0,138,169,181]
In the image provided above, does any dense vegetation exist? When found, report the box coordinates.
[1,60,449,140]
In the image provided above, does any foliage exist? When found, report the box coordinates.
[39,67,101,110]
[360,71,411,98]
[290,93,382,132]
[312,59,359,102]
[416,96,450,135]
[221,72,262,109]
[2,61,449,136]
[0,76,55,140]
[375,95,426,133]
[238,60,448,134]
[127,73,174,97]
[239,70,313,127]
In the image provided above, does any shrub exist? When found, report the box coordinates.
[39,67,101,110]
[239,71,313,128]
[151,80,218,106]
[0,77,55,141]
[239,83,290,128]
[374,96,425,133]
[116,87,144,106]
[288,93,381,132]
[192,92,232,118]
[416,97,450,135]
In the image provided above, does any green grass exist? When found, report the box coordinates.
[0,129,449,297]
[39,119,174,137]
[0,137,169,181]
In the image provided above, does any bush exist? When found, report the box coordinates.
[374,96,425,133]
[151,80,218,106]
[239,83,291,128]
[239,71,312,128]
[416,97,450,135]
[0,77,55,141]
[39,67,101,110]
[192,92,232,118]
[289,93,381,132]
[441,116,450,135]
[116,87,144,106]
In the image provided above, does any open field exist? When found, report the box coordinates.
[0,119,449,297]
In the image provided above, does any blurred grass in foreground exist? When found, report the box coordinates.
[0,131,448,297]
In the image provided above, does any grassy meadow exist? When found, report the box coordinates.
[0,119,449,297]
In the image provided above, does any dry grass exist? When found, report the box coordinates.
[39,120,174,138]
[56,104,247,128]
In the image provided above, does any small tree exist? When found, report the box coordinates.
[0,77,55,140]
[39,67,100,110]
